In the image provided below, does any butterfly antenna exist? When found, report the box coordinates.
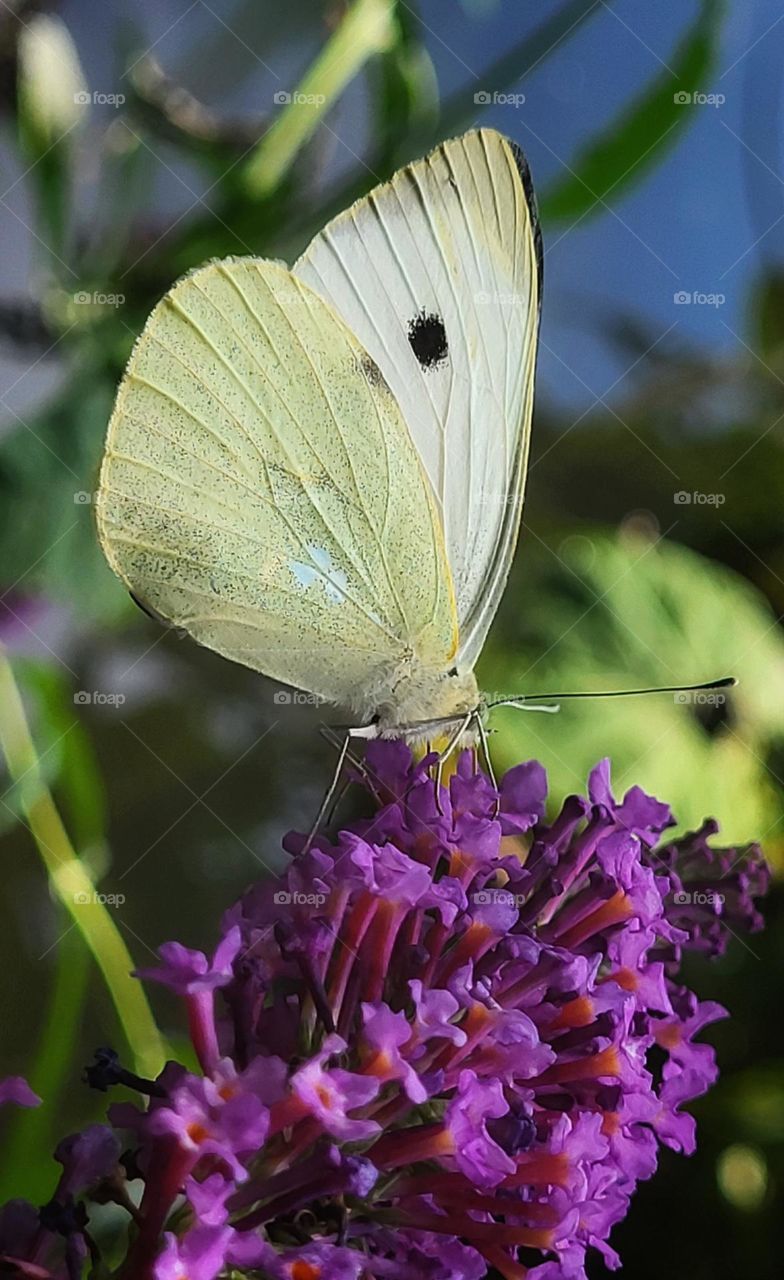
[489,676,736,709]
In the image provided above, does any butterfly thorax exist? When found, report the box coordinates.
[368,663,479,741]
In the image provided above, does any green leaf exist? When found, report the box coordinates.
[317,0,612,215]
[429,0,613,151]
[541,0,726,223]
[371,1,439,171]
[481,531,784,848]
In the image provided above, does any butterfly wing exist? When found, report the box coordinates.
[294,127,541,671]
[97,258,458,708]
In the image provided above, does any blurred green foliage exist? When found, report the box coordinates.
[484,530,784,846]
[1,1,782,1277]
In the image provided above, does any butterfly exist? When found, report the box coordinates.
[97,128,542,750]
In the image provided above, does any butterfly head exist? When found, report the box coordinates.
[371,662,479,743]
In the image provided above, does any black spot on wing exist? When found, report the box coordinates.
[407,310,448,370]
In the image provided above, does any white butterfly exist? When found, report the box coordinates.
[97,128,541,744]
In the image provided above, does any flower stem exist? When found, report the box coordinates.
[242,0,396,197]
[0,650,166,1077]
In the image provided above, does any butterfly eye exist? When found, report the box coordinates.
[407,310,448,369]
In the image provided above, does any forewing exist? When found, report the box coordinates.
[293,128,541,670]
[97,258,458,705]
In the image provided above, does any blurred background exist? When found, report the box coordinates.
[0,1,783,1275]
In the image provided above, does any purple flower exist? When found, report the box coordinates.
[180,1172,232,1227]
[54,1124,120,1197]
[500,759,548,833]
[588,758,673,843]
[270,1241,367,1279]
[408,980,466,1050]
[345,835,433,906]
[153,1225,233,1280]
[361,1003,428,1102]
[653,989,726,1092]
[137,926,242,994]
[654,819,769,957]
[286,1033,381,1141]
[137,928,243,1074]
[443,1070,517,1186]
[148,1057,282,1180]
[1,747,768,1280]
[0,1199,40,1263]
[0,1076,40,1108]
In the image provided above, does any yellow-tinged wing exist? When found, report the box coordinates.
[97,258,458,706]
[295,128,541,671]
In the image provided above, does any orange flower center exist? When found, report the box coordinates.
[655,1022,682,1050]
[291,1261,321,1280]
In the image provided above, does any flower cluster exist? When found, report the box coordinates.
[0,746,768,1279]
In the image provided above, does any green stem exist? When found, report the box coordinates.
[242,0,397,198]
[0,927,90,1200]
[0,649,166,1077]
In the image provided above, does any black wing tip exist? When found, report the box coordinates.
[505,138,544,302]
[460,128,544,307]
[427,128,544,307]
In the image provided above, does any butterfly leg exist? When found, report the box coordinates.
[303,729,351,854]
[326,777,351,827]
[322,724,370,790]
[433,710,475,816]
[434,755,445,816]
[473,712,499,815]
